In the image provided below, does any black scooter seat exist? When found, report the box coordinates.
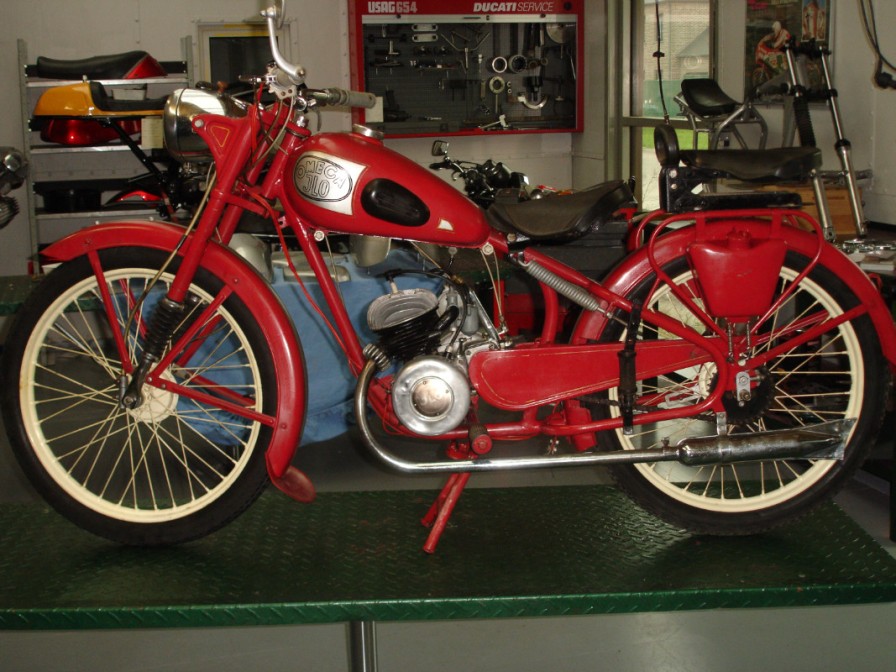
[680,78,739,117]
[34,51,163,80]
[680,146,821,183]
[87,82,167,113]
[486,180,634,241]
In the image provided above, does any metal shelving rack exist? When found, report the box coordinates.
[16,37,193,264]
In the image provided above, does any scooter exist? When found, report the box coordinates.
[2,0,893,554]
[30,51,200,218]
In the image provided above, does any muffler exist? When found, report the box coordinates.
[673,419,853,466]
[354,360,854,474]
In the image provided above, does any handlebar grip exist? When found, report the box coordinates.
[321,88,377,109]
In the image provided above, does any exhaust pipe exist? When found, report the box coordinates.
[354,360,854,475]
[673,419,852,465]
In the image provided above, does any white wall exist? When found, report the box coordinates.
[856,3,896,223]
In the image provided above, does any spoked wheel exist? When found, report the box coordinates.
[581,252,888,535]
[1,248,279,544]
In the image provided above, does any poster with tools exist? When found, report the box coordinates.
[348,0,583,137]
[745,0,830,96]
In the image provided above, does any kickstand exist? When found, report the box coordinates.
[421,472,471,553]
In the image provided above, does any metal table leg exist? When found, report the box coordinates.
[349,620,378,672]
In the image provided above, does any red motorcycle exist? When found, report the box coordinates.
[2,1,894,553]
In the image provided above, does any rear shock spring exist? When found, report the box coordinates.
[520,259,605,313]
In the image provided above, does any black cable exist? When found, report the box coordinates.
[653,1,670,122]
[860,0,895,69]
[859,0,896,88]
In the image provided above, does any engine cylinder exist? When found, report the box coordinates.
[367,288,442,361]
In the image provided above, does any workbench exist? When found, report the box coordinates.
[1,486,895,669]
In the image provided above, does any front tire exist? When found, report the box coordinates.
[583,252,888,535]
[1,248,279,544]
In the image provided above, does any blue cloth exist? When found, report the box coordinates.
[269,249,442,445]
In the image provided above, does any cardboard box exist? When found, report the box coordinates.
[759,184,863,239]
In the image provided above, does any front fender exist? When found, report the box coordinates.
[574,222,896,369]
[42,221,307,481]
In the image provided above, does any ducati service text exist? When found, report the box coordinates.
[366,2,558,14]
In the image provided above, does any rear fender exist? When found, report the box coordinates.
[573,221,896,369]
[42,221,307,481]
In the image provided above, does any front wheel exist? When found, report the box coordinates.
[581,252,889,535]
[1,248,280,544]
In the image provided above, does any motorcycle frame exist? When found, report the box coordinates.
[39,99,896,484]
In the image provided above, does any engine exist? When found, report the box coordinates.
[364,277,498,436]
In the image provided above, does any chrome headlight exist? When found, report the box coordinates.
[163,88,248,163]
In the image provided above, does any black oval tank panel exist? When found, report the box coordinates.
[361,178,430,227]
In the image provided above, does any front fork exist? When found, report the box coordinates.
[117,188,230,410]
[119,296,188,409]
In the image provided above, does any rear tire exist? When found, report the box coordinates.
[1,248,278,544]
[583,252,888,534]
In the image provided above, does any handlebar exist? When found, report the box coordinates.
[751,75,790,100]
[263,4,305,85]
[259,3,375,110]
[308,88,377,109]
[784,38,830,59]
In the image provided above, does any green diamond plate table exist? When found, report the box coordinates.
[2,485,896,670]
[1,486,895,634]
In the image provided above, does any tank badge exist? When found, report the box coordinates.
[437,219,454,231]
[294,152,366,216]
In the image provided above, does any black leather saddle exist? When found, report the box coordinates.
[87,82,167,113]
[654,125,820,212]
[485,180,635,241]
[34,51,165,80]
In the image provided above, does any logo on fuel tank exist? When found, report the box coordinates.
[293,151,366,216]
[295,155,353,202]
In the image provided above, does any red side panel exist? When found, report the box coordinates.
[470,340,716,411]
[126,54,167,79]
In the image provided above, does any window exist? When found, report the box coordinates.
[197,22,291,89]
[623,0,714,209]
[637,1,712,118]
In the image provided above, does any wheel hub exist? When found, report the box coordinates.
[722,366,774,425]
[126,372,178,424]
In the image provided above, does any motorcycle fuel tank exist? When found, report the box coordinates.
[281,127,491,247]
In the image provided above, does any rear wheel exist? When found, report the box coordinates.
[1,248,278,544]
[582,252,888,534]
